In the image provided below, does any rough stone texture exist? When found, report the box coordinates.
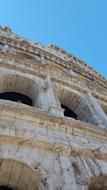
[0,26,107,190]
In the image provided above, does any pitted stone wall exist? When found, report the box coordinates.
[0,26,106,190]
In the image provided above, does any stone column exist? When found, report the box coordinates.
[85,92,107,127]
[54,146,77,190]
[35,74,64,117]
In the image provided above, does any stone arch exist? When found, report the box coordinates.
[88,174,107,190]
[0,141,50,190]
[0,74,39,106]
[58,89,78,118]
[0,159,49,190]
[58,88,85,119]
[58,88,99,125]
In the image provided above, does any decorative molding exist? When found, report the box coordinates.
[0,28,107,89]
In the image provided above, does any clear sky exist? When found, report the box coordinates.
[0,0,107,78]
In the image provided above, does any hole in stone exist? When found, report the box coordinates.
[0,186,14,190]
[0,92,33,106]
[61,104,77,119]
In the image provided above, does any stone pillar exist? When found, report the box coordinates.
[54,146,77,190]
[35,74,64,117]
[85,92,107,127]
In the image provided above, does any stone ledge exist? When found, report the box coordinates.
[0,135,107,161]
[0,100,107,142]
[0,56,107,101]
[0,33,107,89]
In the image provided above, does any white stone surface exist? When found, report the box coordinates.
[0,27,107,190]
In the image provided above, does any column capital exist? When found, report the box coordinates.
[52,144,71,158]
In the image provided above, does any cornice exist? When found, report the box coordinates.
[0,130,107,161]
[0,100,107,143]
[0,28,107,90]
[0,54,107,102]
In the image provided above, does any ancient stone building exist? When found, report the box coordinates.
[0,26,107,190]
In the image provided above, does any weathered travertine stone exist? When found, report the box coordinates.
[0,26,106,190]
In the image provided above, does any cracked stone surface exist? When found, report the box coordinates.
[0,26,106,190]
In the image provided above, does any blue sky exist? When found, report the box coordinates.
[0,0,107,78]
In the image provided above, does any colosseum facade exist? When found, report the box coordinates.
[0,26,107,190]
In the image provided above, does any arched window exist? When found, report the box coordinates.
[0,92,33,106]
[61,104,77,119]
[58,88,101,125]
[0,74,39,107]
[0,186,13,190]
[0,159,49,190]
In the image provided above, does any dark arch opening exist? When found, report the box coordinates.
[0,186,13,190]
[0,92,33,106]
[61,104,77,119]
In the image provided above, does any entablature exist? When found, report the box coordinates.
[0,27,107,90]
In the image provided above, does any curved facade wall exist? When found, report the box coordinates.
[0,26,107,190]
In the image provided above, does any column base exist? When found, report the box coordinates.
[48,105,64,117]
